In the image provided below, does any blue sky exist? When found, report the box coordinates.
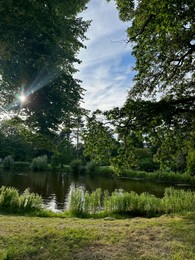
[76,0,135,111]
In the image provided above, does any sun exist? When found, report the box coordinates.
[19,94,27,103]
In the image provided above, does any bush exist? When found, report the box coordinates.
[13,162,30,171]
[186,150,195,176]
[2,155,14,170]
[31,155,48,171]
[99,166,115,176]
[70,159,82,174]
[138,158,159,172]
[85,161,99,174]
[62,165,71,173]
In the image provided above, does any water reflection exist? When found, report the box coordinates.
[0,171,193,212]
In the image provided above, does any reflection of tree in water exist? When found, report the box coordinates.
[1,171,194,211]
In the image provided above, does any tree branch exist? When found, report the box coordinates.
[128,14,155,41]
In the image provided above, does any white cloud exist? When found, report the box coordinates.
[76,0,135,111]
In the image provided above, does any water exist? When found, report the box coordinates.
[0,170,191,212]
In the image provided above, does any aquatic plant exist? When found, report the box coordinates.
[68,187,195,217]
[0,186,42,213]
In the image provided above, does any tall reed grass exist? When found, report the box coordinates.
[68,187,195,217]
[0,186,42,213]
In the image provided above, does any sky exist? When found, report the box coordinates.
[76,0,135,112]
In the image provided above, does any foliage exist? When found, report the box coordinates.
[110,0,195,104]
[68,187,195,216]
[69,187,102,215]
[85,161,99,174]
[98,166,115,176]
[52,138,76,166]
[13,162,30,171]
[70,159,83,174]
[0,118,55,161]
[69,187,84,214]
[0,186,42,213]
[122,169,195,186]
[186,149,195,176]
[31,155,48,171]
[0,0,90,133]
[2,155,14,170]
[134,148,159,172]
[19,188,43,212]
[104,0,195,171]
[82,113,118,165]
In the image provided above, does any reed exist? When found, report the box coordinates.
[0,186,42,213]
[68,187,195,217]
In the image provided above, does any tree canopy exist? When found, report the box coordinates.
[108,0,195,127]
[97,0,195,172]
[0,0,90,133]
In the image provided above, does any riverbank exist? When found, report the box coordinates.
[0,213,195,259]
[119,169,195,186]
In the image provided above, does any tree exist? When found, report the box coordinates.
[0,118,34,161]
[0,0,90,133]
[0,117,57,161]
[105,0,195,171]
[82,112,118,165]
[108,0,194,125]
[51,128,76,168]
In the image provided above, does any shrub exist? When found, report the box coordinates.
[31,155,48,171]
[186,150,195,176]
[70,159,82,174]
[62,165,71,173]
[99,166,115,176]
[85,161,99,174]
[13,162,30,171]
[2,155,14,170]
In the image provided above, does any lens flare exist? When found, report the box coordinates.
[19,94,26,103]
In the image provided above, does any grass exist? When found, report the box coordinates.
[69,187,195,217]
[0,213,195,259]
[121,169,195,186]
[0,186,42,213]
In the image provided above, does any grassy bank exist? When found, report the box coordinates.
[0,213,195,259]
[1,185,195,218]
[120,169,195,186]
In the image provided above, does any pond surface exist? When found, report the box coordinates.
[0,170,192,212]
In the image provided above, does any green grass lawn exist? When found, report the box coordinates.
[0,213,195,259]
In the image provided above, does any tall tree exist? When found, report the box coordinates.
[0,0,90,133]
[82,112,118,165]
[105,0,195,171]
[108,0,195,123]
